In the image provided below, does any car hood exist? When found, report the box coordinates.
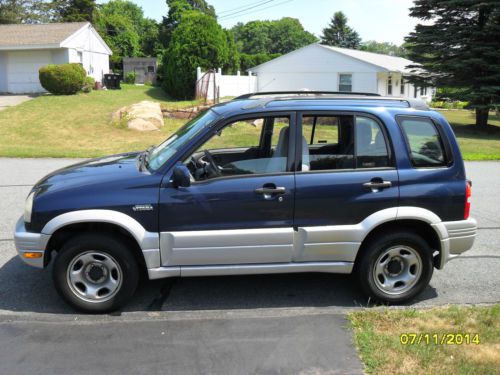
[34,152,144,192]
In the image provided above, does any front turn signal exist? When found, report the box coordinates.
[23,252,42,259]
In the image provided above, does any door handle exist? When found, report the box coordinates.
[363,180,392,191]
[255,186,286,195]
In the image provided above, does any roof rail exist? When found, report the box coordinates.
[234,91,381,100]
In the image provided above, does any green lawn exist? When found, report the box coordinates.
[441,110,500,160]
[0,85,196,158]
[349,305,500,375]
[0,88,498,160]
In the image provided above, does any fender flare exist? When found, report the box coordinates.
[42,210,160,268]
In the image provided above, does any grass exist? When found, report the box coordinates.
[0,84,197,158]
[349,304,500,375]
[0,88,498,159]
[442,110,500,160]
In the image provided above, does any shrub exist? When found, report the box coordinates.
[124,72,136,84]
[39,63,87,95]
[82,76,95,93]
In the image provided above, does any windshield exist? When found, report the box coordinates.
[148,109,219,171]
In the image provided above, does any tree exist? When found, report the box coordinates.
[160,0,216,48]
[360,41,408,58]
[231,18,317,55]
[162,11,229,99]
[231,20,271,54]
[320,11,361,48]
[57,0,97,22]
[94,0,161,69]
[0,0,55,23]
[405,0,500,127]
[268,18,317,54]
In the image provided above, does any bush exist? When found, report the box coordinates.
[39,63,87,95]
[82,76,95,93]
[124,72,136,84]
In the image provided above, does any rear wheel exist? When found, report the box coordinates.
[53,233,139,313]
[357,231,433,304]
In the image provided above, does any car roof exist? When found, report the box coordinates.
[211,91,430,116]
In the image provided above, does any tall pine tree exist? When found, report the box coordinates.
[320,11,361,49]
[406,0,500,127]
[57,0,96,22]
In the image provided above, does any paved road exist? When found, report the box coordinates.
[0,158,498,374]
[0,95,35,111]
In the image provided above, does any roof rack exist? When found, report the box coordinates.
[234,91,381,100]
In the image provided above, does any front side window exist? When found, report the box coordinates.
[399,117,446,167]
[339,74,352,92]
[184,116,290,182]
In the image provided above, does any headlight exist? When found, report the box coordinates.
[24,191,35,223]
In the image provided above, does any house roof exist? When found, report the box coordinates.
[0,22,89,48]
[319,45,418,74]
[250,43,421,75]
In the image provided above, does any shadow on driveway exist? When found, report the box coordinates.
[0,255,438,315]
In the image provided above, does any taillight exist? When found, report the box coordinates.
[464,180,471,219]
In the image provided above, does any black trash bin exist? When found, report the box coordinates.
[104,73,121,90]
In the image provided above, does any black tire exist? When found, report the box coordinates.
[53,233,139,313]
[357,230,434,304]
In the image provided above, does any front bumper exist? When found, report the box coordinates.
[14,217,51,268]
[434,217,477,268]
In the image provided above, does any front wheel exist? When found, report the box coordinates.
[53,234,139,313]
[357,231,434,304]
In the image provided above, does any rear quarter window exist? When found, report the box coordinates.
[398,116,447,167]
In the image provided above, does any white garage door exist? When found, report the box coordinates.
[7,51,52,94]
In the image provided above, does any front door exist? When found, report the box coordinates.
[158,113,296,266]
[293,112,399,262]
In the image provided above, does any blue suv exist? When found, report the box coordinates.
[14,92,477,312]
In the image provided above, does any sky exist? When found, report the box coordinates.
[98,0,420,45]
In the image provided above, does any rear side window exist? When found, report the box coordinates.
[356,117,390,168]
[399,117,446,167]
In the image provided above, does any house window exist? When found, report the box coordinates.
[387,76,393,95]
[339,74,352,92]
[420,86,424,96]
[147,66,155,73]
[400,77,405,95]
[77,51,83,63]
[414,85,418,98]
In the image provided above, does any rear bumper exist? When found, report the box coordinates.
[435,217,477,268]
[14,217,51,268]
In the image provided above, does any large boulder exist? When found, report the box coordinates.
[113,101,164,131]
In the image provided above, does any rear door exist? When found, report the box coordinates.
[293,112,399,262]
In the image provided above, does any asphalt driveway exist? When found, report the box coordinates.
[0,94,35,111]
[0,158,498,374]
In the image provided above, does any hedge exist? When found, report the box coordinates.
[39,63,87,95]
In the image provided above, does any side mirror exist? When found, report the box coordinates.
[171,165,191,188]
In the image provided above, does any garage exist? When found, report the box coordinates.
[6,51,53,93]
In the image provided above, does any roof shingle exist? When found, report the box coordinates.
[0,22,88,47]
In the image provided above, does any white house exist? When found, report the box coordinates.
[249,44,434,102]
[0,22,111,94]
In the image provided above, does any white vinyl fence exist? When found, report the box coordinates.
[196,67,257,101]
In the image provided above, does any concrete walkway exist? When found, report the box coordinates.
[0,95,36,111]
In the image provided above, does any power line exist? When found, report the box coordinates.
[218,0,282,20]
[217,0,273,16]
[219,0,295,21]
